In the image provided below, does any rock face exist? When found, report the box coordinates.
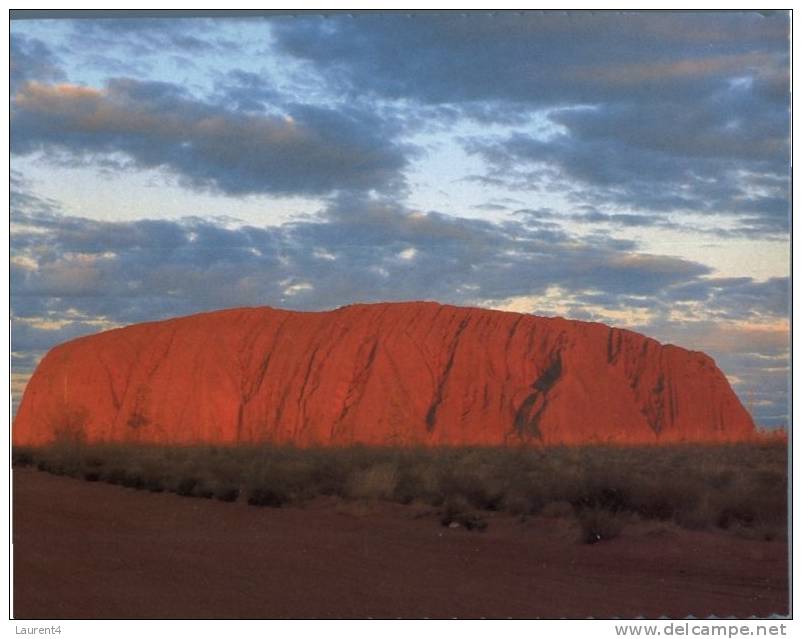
[13,302,756,446]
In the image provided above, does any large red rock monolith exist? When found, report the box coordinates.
[13,302,756,446]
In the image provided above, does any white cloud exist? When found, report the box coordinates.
[398,247,417,260]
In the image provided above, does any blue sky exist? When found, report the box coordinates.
[10,11,790,426]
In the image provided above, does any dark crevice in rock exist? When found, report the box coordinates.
[607,328,622,364]
[513,354,563,440]
[336,337,379,425]
[425,316,470,431]
[641,373,666,435]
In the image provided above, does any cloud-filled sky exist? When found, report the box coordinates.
[10,11,790,426]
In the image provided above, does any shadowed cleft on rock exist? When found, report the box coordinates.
[642,374,666,435]
[607,328,622,364]
[425,316,470,432]
[513,355,563,440]
[534,356,562,392]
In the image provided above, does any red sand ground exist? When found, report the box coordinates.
[13,468,788,619]
[14,302,755,447]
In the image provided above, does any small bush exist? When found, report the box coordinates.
[392,466,427,504]
[440,494,470,521]
[457,513,488,531]
[390,461,443,506]
[121,472,146,490]
[540,500,574,518]
[12,449,34,467]
[308,456,349,496]
[442,513,488,531]
[346,462,398,500]
[441,461,505,511]
[176,477,198,497]
[674,497,716,530]
[731,522,786,542]
[214,486,240,502]
[707,469,735,490]
[83,455,105,469]
[104,467,128,485]
[440,509,488,531]
[247,487,288,508]
[194,483,214,499]
[145,478,165,493]
[502,490,532,516]
[578,507,624,544]
[439,495,487,531]
[571,483,631,513]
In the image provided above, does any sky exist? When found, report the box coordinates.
[9,10,790,427]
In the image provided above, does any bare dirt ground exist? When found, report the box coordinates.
[13,468,789,619]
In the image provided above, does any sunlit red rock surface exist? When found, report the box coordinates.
[13,302,757,446]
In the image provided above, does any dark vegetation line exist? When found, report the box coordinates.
[12,441,788,543]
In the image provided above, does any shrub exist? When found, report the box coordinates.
[176,477,198,497]
[440,459,505,511]
[439,494,487,530]
[247,487,288,507]
[12,449,34,467]
[502,490,532,516]
[214,486,240,502]
[83,455,105,469]
[569,469,632,513]
[121,472,146,490]
[145,477,165,493]
[309,458,349,496]
[674,496,716,530]
[540,500,574,518]
[391,461,442,506]
[636,474,704,521]
[194,483,214,499]
[346,462,398,500]
[578,507,624,544]
[442,511,488,531]
[104,467,128,485]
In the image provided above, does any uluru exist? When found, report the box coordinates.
[13,301,756,447]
